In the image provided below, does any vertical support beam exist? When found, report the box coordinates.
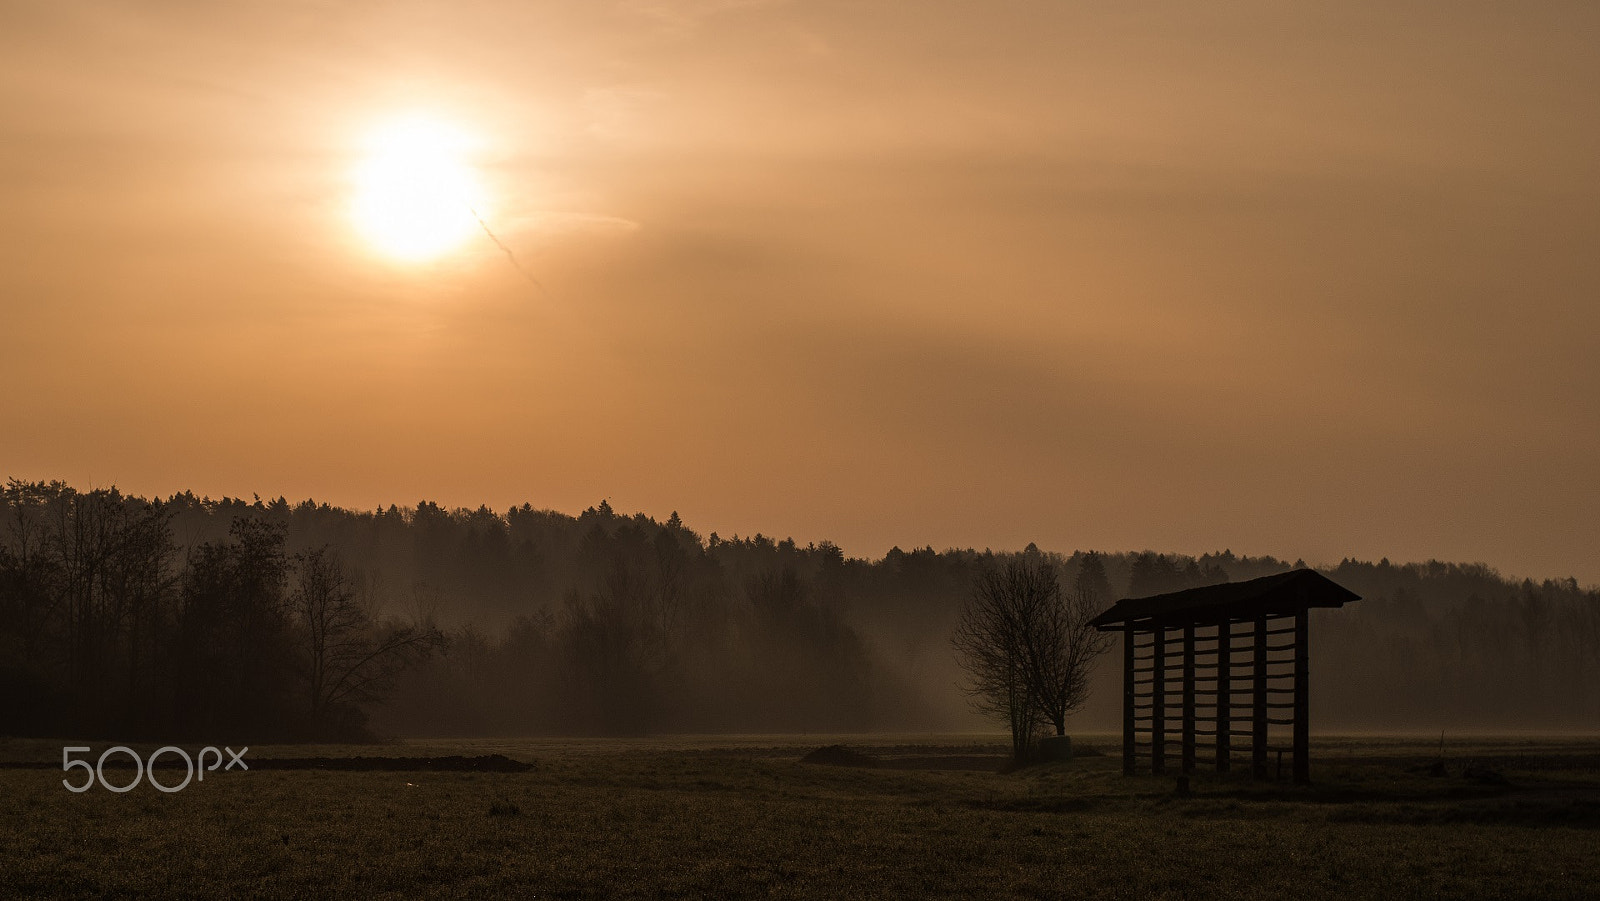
[1122,624,1135,776]
[1252,613,1268,779]
[1294,607,1310,784]
[1216,621,1231,772]
[1152,626,1166,776]
[1182,624,1196,774]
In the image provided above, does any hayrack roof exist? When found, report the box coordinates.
[1088,568,1359,630]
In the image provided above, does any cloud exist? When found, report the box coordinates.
[617,0,791,33]
[506,211,642,239]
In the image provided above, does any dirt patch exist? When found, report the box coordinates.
[248,754,535,772]
[0,753,535,771]
[800,745,880,768]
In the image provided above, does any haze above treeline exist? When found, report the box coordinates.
[2,480,1596,741]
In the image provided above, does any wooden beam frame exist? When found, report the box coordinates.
[1152,627,1166,776]
[1181,625,1196,774]
[1216,622,1231,772]
[1252,613,1268,779]
[1294,608,1310,784]
[1111,607,1326,783]
[1123,624,1135,777]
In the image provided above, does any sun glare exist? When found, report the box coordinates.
[352,116,484,262]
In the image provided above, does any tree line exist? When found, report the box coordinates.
[3,479,1597,739]
[0,482,439,740]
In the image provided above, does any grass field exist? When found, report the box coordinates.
[2,734,1597,899]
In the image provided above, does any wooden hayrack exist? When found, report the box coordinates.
[1089,569,1359,784]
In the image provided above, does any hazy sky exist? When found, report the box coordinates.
[3,1,1597,583]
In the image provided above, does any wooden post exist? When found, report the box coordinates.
[1216,621,1231,773]
[1152,626,1166,776]
[1252,613,1268,779]
[1123,624,1135,777]
[1294,608,1310,784]
[1182,624,1196,774]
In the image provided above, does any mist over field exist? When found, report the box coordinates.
[4,480,1595,743]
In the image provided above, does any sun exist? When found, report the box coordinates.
[352,115,485,262]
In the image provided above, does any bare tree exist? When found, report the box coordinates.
[952,561,1051,761]
[1033,585,1114,737]
[952,558,1111,761]
[291,547,442,735]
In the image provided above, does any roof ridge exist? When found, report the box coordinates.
[1089,568,1359,629]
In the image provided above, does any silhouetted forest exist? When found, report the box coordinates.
[2,480,1596,740]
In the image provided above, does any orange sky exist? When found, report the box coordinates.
[3,1,1597,583]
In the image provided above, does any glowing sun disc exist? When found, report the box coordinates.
[352,116,484,261]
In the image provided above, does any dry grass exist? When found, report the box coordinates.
[1,734,1597,899]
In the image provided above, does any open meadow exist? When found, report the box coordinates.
[2,734,1597,899]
